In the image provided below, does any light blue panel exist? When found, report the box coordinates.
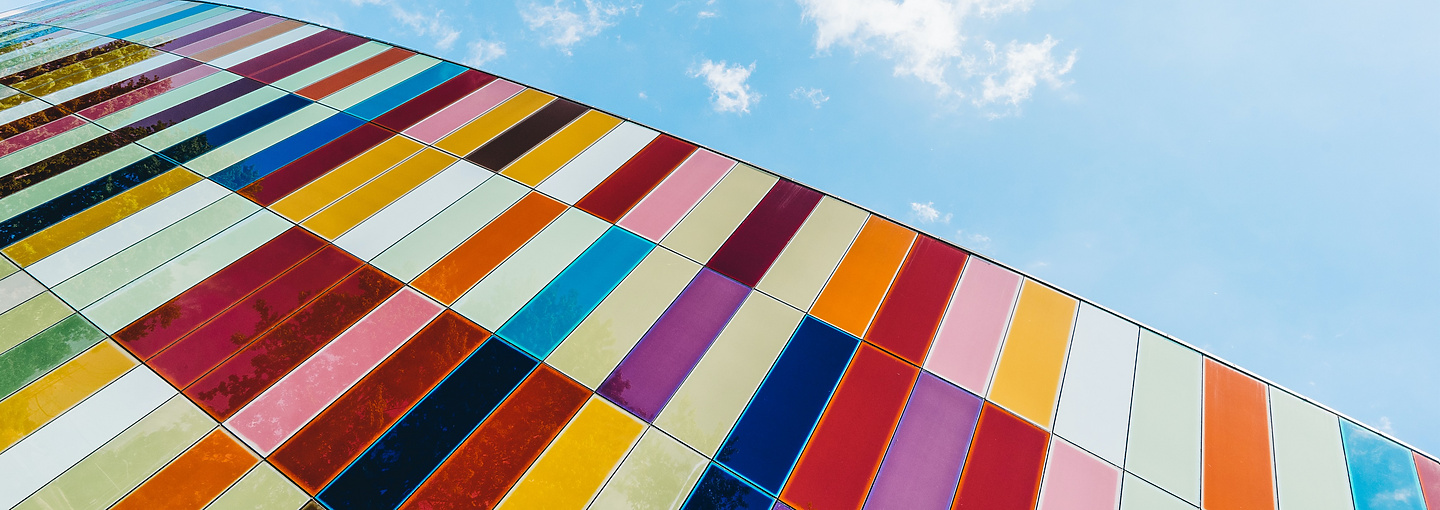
[343,61,466,120]
[1341,420,1427,510]
[498,226,654,358]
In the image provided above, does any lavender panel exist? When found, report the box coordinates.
[862,373,984,510]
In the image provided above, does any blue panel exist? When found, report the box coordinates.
[499,226,654,358]
[0,26,61,47]
[160,93,309,163]
[318,337,537,510]
[343,61,466,121]
[107,3,219,39]
[683,464,775,510]
[209,111,363,190]
[1341,421,1427,510]
[714,317,858,495]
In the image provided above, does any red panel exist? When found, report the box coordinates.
[269,311,490,494]
[147,246,360,387]
[780,344,919,510]
[114,227,324,359]
[575,135,696,222]
[297,46,414,100]
[239,124,392,205]
[951,404,1049,510]
[250,34,368,84]
[705,180,822,287]
[227,30,346,78]
[185,266,402,420]
[374,70,496,132]
[865,237,968,365]
[400,365,590,510]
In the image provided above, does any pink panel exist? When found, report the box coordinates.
[922,258,1021,395]
[403,79,525,144]
[1037,439,1121,510]
[224,288,442,455]
[0,115,85,158]
[1418,452,1440,510]
[617,149,735,241]
[171,16,285,56]
[78,65,220,120]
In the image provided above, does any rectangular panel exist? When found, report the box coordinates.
[619,148,735,241]
[1126,330,1203,504]
[864,236,967,365]
[269,40,388,92]
[1341,421,1428,510]
[0,293,70,355]
[545,247,699,389]
[495,397,646,509]
[499,226,653,358]
[403,79,524,144]
[716,317,859,494]
[183,102,336,176]
[686,464,774,509]
[951,403,1050,510]
[1053,303,1140,465]
[987,279,1078,427]
[203,462,309,510]
[662,163,777,262]
[536,121,659,204]
[239,123,393,205]
[368,69,491,130]
[591,428,709,510]
[1417,453,1439,510]
[343,60,464,120]
[654,292,802,456]
[1270,388,1355,510]
[268,135,422,222]
[754,196,867,310]
[598,268,750,422]
[466,98,587,171]
[302,148,455,240]
[0,314,104,400]
[576,134,698,222]
[371,175,528,282]
[808,215,914,338]
[410,191,566,304]
[335,161,491,261]
[296,46,412,100]
[110,428,258,509]
[864,373,983,510]
[500,109,621,186]
[208,111,366,190]
[706,179,822,287]
[781,344,919,510]
[1202,359,1276,510]
[1037,437,1122,510]
[923,257,1023,394]
[0,340,135,451]
[434,88,553,157]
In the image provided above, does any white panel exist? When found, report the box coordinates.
[0,271,45,314]
[452,208,609,329]
[336,162,491,261]
[1053,303,1140,465]
[537,122,658,204]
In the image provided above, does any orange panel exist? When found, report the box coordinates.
[410,192,567,304]
[1202,359,1276,510]
[808,216,914,337]
[112,428,259,510]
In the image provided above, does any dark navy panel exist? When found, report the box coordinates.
[344,61,467,121]
[159,93,310,163]
[0,154,175,247]
[683,464,776,510]
[714,317,859,495]
[317,337,537,510]
[209,111,364,190]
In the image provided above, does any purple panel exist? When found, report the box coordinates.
[862,373,984,510]
[773,503,794,510]
[598,269,749,422]
[155,11,266,50]
[227,29,345,77]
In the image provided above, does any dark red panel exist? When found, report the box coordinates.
[464,99,587,171]
[399,365,590,510]
[705,180,821,287]
[186,266,402,420]
[373,70,495,132]
[865,237,968,365]
[250,34,367,84]
[270,311,489,494]
[227,29,346,78]
[114,227,325,359]
[146,246,360,388]
[574,135,697,222]
[780,344,918,510]
[239,123,392,205]
[950,404,1049,510]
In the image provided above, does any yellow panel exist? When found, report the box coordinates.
[501,111,621,185]
[269,136,421,222]
[4,168,200,266]
[14,44,156,98]
[302,149,455,239]
[435,89,553,157]
[0,341,136,451]
[498,397,645,510]
[986,279,1079,427]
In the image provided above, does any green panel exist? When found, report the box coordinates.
[184,103,337,176]
[269,41,390,93]
[1271,388,1356,510]
[589,428,707,510]
[371,174,525,281]
[1125,330,1203,505]
[0,314,104,399]
[320,54,439,109]
[0,292,72,354]
[95,71,240,129]
[0,123,108,179]
[0,144,151,223]
[1121,473,1198,510]
[203,462,310,510]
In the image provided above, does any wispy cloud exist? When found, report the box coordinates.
[794,0,1075,115]
[465,38,507,67]
[521,0,640,55]
[910,201,951,224]
[346,0,461,50]
[690,59,760,114]
[791,87,830,108]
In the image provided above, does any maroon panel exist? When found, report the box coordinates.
[114,227,325,359]
[865,237,968,364]
[574,135,697,222]
[463,99,587,171]
[186,265,402,420]
[950,404,1049,510]
[372,70,495,132]
[249,33,367,84]
[155,11,267,50]
[239,123,392,206]
[705,180,821,287]
[227,29,346,78]
[146,246,361,388]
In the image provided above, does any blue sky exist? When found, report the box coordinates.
[15,0,1440,452]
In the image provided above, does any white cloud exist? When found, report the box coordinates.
[465,39,507,67]
[910,201,951,223]
[689,59,760,114]
[1378,416,1395,433]
[521,0,640,55]
[698,10,718,18]
[956,229,992,250]
[795,0,1075,114]
[345,0,461,50]
[638,91,648,99]
[791,87,830,108]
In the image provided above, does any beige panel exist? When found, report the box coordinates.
[660,164,776,262]
[755,196,867,311]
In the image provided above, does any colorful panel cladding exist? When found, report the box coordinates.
[0,0,1434,509]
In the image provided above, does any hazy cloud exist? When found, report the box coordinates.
[465,38,507,66]
[791,87,830,108]
[522,0,640,54]
[348,0,462,50]
[910,201,951,223]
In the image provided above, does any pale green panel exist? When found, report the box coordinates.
[1124,330,1203,505]
[54,193,258,310]
[1120,473,1198,510]
[137,87,287,153]
[203,462,309,510]
[589,429,708,510]
[0,123,107,173]
[0,293,71,354]
[371,173,528,281]
[269,41,390,93]
[124,6,232,43]
[16,395,213,510]
[185,103,336,176]
[452,208,608,330]
[0,257,16,278]
[82,210,288,333]
[0,144,149,224]
[320,54,439,110]
[1271,388,1356,510]
[95,72,241,129]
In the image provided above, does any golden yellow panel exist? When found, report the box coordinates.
[497,397,645,509]
[435,89,554,157]
[501,111,621,186]
[302,149,456,239]
[0,341,137,451]
[986,279,1080,427]
[269,136,422,222]
[13,44,156,98]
